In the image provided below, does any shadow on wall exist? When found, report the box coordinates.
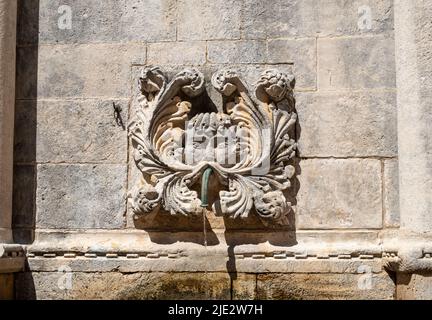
[12,0,39,245]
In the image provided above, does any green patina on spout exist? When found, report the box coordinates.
[201,167,213,208]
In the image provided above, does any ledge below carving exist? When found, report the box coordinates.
[22,229,384,274]
[21,230,432,274]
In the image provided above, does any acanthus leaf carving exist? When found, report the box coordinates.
[129,66,298,226]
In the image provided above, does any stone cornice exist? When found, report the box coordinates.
[21,230,432,274]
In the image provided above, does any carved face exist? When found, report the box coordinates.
[184,112,244,167]
[129,67,297,226]
[254,191,289,221]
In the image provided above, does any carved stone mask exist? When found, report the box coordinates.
[129,66,297,226]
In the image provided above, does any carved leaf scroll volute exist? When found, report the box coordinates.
[129,66,297,226]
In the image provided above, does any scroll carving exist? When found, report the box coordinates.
[129,66,297,226]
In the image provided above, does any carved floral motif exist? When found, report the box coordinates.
[129,66,297,226]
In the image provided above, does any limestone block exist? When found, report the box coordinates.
[207,40,267,64]
[17,43,146,99]
[257,273,395,300]
[232,273,257,300]
[397,273,432,300]
[395,0,432,233]
[296,159,383,229]
[318,36,396,90]
[296,92,397,157]
[116,0,176,42]
[12,165,35,228]
[384,160,400,228]
[36,99,128,163]
[36,164,127,229]
[267,39,317,90]
[241,0,315,40]
[16,272,231,300]
[147,42,206,65]
[316,0,394,37]
[18,0,176,45]
[177,0,241,40]
[413,6,432,87]
[241,0,393,39]
[24,252,384,275]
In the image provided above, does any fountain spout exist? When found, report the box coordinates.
[200,167,213,208]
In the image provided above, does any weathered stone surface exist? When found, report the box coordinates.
[36,99,128,163]
[241,0,316,40]
[25,229,384,274]
[147,42,206,65]
[397,273,432,300]
[36,164,127,229]
[0,273,13,300]
[232,273,257,300]
[257,272,395,300]
[177,0,241,41]
[267,39,317,90]
[384,160,400,228]
[17,43,146,99]
[296,92,397,157]
[16,272,231,300]
[241,0,394,39]
[395,0,432,234]
[207,40,267,64]
[18,0,176,45]
[318,36,395,90]
[15,270,397,300]
[296,159,383,229]
[12,165,35,228]
[267,38,315,63]
[116,0,176,42]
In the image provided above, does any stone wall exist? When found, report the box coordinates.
[10,0,406,299]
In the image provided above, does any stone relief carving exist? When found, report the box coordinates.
[129,66,297,226]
